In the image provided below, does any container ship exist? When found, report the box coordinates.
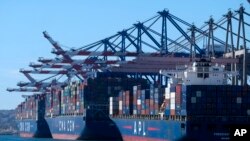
[44,80,116,140]
[15,94,52,138]
[109,58,250,141]
[14,77,146,140]
[14,58,250,141]
[43,77,147,140]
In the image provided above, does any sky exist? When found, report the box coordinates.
[0,0,249,110]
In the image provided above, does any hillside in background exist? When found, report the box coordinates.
[0,110,17,134]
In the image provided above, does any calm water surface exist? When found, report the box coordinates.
[0,135,105,141]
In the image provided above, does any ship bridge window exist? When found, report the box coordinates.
[204,73,209,78]
[204,67,209,72]
[197,73,203,78]
[197,67,203,72]
[213,68,219,71]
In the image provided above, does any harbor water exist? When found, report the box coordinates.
[0,135,106,141]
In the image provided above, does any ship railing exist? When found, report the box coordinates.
[111,115,250,123]
[44,112,85,117]
[110,114,187,121]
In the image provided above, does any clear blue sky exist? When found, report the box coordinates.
[0,0,249,110]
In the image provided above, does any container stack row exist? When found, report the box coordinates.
[163,84,187,116]
[52,89,61,116]
[109,85,164,116]
[16,94,45,120]
[45,81,86,117]
[110,84,250,117]
[62,82,85,115]
[186,85,250,116]
[20,96,36,119]
[86,77,148,105]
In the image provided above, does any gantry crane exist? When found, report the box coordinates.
[7,6,250,95]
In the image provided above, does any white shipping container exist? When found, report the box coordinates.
[109,97,113,102]
[165,93,170,99]
[109,106,113,115]
[170,98,175,105]
[133,86,137,91]
[170,92,175,98]
[165,87,170,95]
[137,99,141,105]
[133,110,137,115]
[170,103,175,109]
[119,101,122,110]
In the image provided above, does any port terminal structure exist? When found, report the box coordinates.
[7,6,250,94]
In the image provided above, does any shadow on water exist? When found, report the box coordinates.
[79,108,123,141]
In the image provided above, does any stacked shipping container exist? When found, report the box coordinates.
[109,85,164,116]
[16,94,45,120]
[164,86,170,115]
[164,84,187,116]
[109,97,119,115]
[110,84,250,117]
[45,81,85,117]
[186,85,250,116]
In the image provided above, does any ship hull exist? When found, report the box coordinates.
[45,115,85,140]
[111,117,237,141]
[17,119,37,138]
[45,114,123,140]
[111,118,185,141]
[17,118,51,138]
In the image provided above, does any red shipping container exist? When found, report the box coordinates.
[175,92,181,105]
[141,110,146,115]
[175,84,182,105]
[119,110,122,115]
[176,84,182,94]
[170,109,175,115]
[137,90,141,98]
[125,91,130,106]
[154,104,159,110]
[146,99,150,109]
[149,99,154,112]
